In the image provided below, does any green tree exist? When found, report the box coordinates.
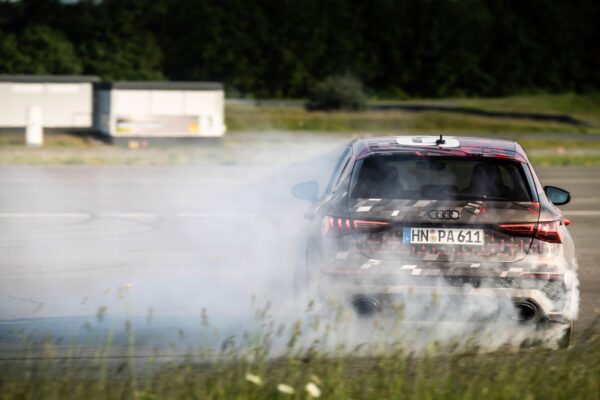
[0,0,599,97]
[0,25,82,74]
[74,0,164,80]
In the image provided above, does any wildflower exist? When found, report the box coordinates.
[305,382,321,398]
[245,372,262,386]
[277,384,295,395]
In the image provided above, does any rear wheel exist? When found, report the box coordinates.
[533,320,573,349]
[556,321,574,349]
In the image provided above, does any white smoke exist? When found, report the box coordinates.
[0,132,580,355]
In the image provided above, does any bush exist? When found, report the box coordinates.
[306,74,367,111]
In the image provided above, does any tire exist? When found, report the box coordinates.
[557,321,574,349]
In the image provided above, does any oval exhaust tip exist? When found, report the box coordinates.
[352,296,380,317]
[515,302,537,322]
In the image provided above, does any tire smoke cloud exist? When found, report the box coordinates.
[0,134,579,354]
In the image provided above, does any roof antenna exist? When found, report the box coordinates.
[435,133,446,145]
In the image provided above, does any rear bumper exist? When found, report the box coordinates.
[317,270,573,323]
[313,248,576,323]
[356,285,568,323]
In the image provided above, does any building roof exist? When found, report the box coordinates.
[95,81,223,91]
[0,74,100,83]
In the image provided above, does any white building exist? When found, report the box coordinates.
[93,81,226,139]
[0,75,99,128]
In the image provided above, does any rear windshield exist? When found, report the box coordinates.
[350,156,533,201]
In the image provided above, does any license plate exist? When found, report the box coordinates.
[403,228,484,246]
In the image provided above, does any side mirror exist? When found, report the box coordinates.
[544,186,570,206]
[292,181,319,203]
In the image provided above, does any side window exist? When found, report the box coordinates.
[325,146,352,194]
[500,164,532,200]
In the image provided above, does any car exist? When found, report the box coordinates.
[292,135,577,348]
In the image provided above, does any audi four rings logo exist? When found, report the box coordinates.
[428,210,460,220]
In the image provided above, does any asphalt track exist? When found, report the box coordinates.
[0,150,598,351]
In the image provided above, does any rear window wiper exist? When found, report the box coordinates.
[444,193,510,201]
[474,195,509,201]
[444,193,508,201]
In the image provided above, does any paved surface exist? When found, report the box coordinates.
[0,144,346,349]
[0,148,598,349]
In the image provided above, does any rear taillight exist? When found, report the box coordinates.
[322,216,389,237]
[535,221,562,243]
[499,221,562,243]
[497,223,535,235]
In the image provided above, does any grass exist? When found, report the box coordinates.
[0,309,598,400]
[2,135,600,166]
[0,130,94,148]
[455,93,600,120]
[226,93,600,134]
[528,153,600,166]
[226,105,598,134]
[5,346,598,399]
[0,147,208,166]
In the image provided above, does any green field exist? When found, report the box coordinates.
[226,93,600,134]
[455,93,600,121]
[2,133,600,166]
[226,106,593,134]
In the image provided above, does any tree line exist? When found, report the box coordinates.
[0,0,598,98]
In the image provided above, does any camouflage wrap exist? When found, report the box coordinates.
[349,198,542,223]
[304,136,576,325]
[348,199,545,262]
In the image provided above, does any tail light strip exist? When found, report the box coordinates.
[323,216,388,236]
[499,221,562,243]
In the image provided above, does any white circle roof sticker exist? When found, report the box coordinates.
[396,136,460,148]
